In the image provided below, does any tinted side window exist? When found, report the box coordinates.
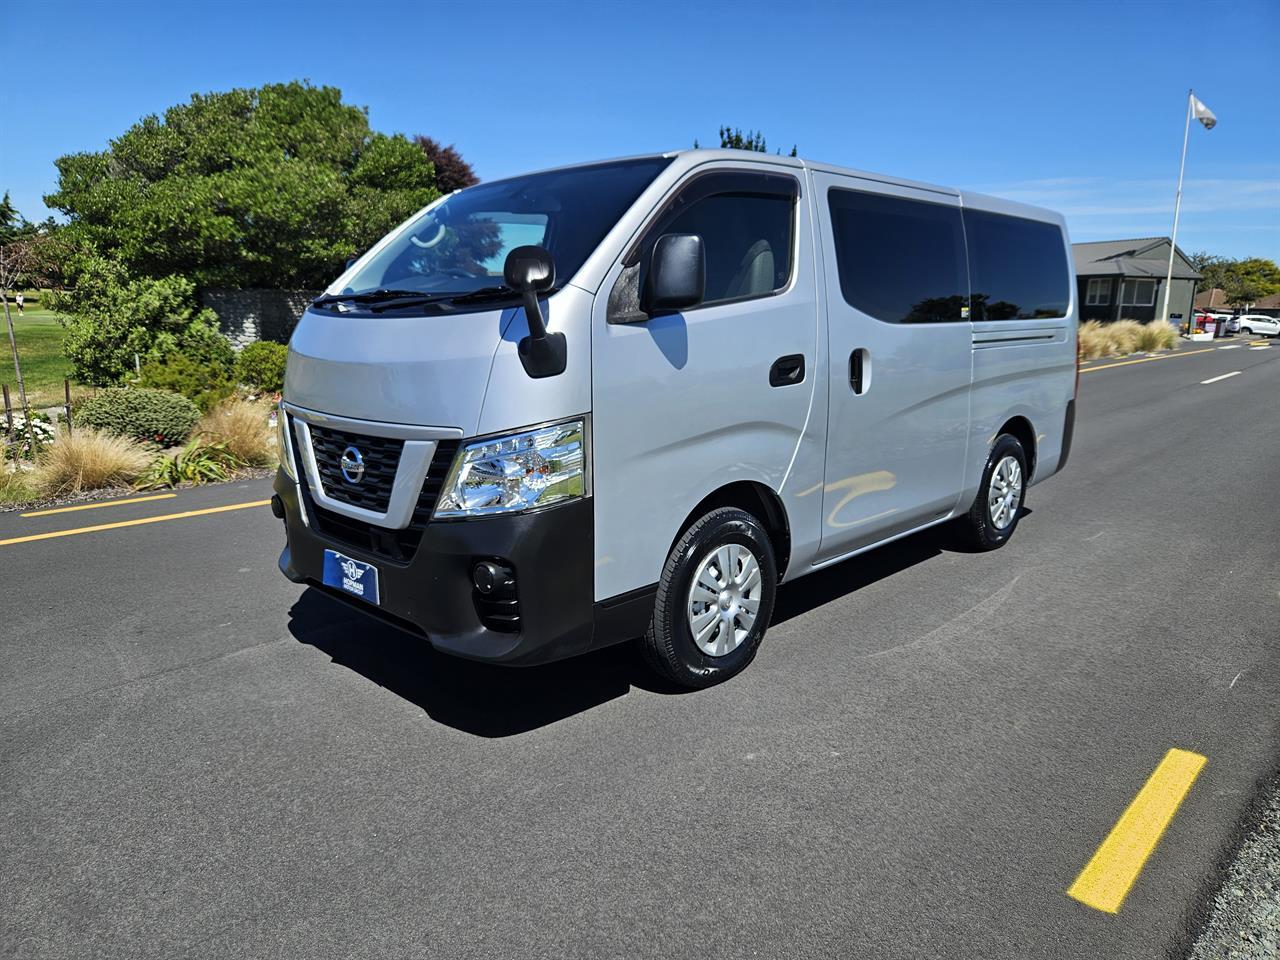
[964,209,1070,320]
[827,188,967,324]
[659,192,795,304]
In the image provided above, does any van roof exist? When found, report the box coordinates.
[488,149,1066,227]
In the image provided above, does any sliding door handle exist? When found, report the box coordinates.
[769,354,805,387]
[849,349,868,394]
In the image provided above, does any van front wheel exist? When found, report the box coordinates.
[641,507,777,689]
[958,434,1028,550]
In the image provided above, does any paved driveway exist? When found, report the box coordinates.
[3,340,1278,959]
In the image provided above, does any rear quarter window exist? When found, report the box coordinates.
[963,209,1070,321]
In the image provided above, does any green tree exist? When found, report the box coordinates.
[694,126,798,156]
[48,246,229,385]
[0,193,22,243]
[1187,251,1280,306]
[45,82,441,290]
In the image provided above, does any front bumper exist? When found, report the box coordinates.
[274,469,599,665]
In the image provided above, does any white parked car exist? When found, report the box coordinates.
[1237,314,1280,337]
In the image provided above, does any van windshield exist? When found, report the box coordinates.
[337,157,672,304]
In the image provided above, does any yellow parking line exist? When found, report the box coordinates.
[1067,748,1206,914]
[1081,348,1215,374]
[21,493,177,518]
[0,500,271,548]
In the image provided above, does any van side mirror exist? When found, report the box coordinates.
[503,245,566,379]
[644,234,705,315]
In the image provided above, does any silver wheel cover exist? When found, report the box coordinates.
[987,455,1023,530]
[685,543,762,657]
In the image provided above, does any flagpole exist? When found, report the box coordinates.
[1162,90,1194,334]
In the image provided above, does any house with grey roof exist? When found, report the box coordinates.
[1071,238,1201,324]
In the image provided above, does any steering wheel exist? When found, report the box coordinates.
[409,223,447,249]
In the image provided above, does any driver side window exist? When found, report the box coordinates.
[661,192,794,304]
[608,173,798,323]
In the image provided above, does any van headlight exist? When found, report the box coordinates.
[434,419,587,517]
[276,403,296,480]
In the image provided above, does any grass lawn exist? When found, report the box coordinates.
[1,306,87,411]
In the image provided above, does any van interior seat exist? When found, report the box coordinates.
[726,239,774,299]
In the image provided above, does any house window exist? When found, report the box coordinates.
[1121,278,1157,306]
[1086,278,1111,306]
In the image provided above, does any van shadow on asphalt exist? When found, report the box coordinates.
[288,512,1021,737]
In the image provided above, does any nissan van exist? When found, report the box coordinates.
[272,149,1078,688]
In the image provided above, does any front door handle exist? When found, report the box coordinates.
[850,349,867,394]
[769,354,805,387]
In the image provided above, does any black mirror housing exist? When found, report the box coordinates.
[644,233,705,315]
[504,245,555,293]
[502,245,565,379]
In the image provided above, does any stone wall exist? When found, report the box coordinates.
[203,289,319,349]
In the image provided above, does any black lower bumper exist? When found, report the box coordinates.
[274,469,642,666]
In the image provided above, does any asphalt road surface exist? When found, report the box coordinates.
[3,339,1278,960]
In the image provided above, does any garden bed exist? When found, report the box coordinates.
[0,464,276,513]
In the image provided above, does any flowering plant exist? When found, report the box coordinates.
[3,413,56,461]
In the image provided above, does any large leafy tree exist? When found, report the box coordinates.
[1188,251,1280,306]
[413,136,479,194]
[45,82,441,290]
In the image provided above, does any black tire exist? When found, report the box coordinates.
[1242,327,1253,336]
[957,434,1028,551]
[641,507,777,689]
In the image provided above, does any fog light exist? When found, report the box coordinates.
[271,494,285,519]
[472,560,514,596]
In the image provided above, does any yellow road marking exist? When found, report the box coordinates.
[1081,348,1215,374]
[0,499,271,548]
[1067,748,1207,914]
[21,493,177,518]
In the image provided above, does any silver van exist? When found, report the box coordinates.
[273,149,1078,688]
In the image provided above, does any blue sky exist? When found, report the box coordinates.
[3,0,1277,259]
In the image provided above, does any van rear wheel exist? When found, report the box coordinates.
[641,507,777,689]
[958,434,1028,551]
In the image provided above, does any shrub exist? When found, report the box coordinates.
[198,400,276,466]
[1135,320,1177,352]
[1079,319,1178,360]
[1079,320,1135,359]
[139,354,235,412]
[137,438,244,489]
[170,321,235,375]
[48,249,228,385]
[235,341,288,392]
[32,427,153,497]
[76,387,201,447]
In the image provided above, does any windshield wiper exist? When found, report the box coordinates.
[312,289,436,308]
[313,285,535,315]
[444,285,520,304]
[372,285,524,314]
